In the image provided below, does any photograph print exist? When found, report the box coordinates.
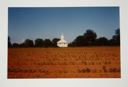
[8,7,120,78]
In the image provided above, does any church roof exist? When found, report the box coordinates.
[57,39,67,43]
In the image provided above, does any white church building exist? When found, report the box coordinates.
[57,34,68,47]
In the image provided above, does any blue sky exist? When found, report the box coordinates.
[8,7,119,43]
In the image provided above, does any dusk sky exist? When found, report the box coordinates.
[8,7,119,43]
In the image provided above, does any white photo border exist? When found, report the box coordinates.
[0,0,128,87]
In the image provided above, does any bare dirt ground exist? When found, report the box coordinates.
[8,47,120,78]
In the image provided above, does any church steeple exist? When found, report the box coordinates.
[57,34,68,47]
[61,34,64,40]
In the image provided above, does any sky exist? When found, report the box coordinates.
[8,7,119,44]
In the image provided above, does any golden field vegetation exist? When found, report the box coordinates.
[8,47,120,78]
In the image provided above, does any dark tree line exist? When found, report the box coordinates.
[8,28,120,48]
[69,28,120,47]
[8,37,60,48]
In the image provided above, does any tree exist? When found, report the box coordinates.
[70,29,97,46]
[52,38,60,47]
[84,29,97,43]
[96,37,108,46]
[114,28,120,44]
[12,43,20,48]
[72,35,87,46]
[115,28,120,35]
[8,36,12,48]
[110,28,120,45]
[35,38,44,47]
[19,43,25,47]
[23,39,34,47]
[44,39,52,47]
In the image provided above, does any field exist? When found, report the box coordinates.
[8,47,120,78]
